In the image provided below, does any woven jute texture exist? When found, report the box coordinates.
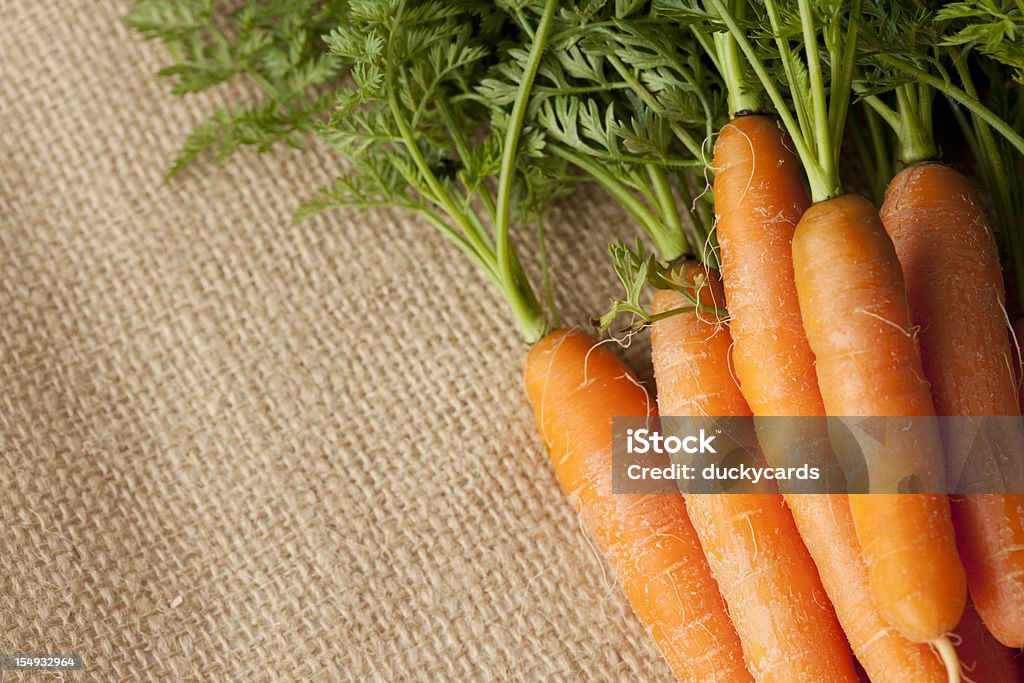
[0,2,668,680]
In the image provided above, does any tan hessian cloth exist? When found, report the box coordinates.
[0,2,670,680]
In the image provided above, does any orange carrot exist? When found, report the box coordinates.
[714,115,815,417]
[952,599,1019,682]
[705,0,965,669]
[525,329,751,682]
[880,162,1024,648]
[715,115,971,680]
[650,266,858,682]
[792,193,967,649]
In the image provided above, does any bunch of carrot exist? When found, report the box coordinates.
[513,1,1024,678]
[133,0,1024,680]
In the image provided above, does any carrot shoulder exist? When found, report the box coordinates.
[525,329,751,682]
[650,266,857,683]
[792,193,967,644]
[880,163,1024,649]
[715,115,961,680]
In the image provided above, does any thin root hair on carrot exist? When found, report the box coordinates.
[727,125,757,207]
[574,496,612,595]
[620,371,654,430]
[582,336,629,387]
[605,322,646,349]
[699,228,721,277]
[854,308,921,339]
[931,634,962,683]
[999,295,1024,392]
[700,129,719,168]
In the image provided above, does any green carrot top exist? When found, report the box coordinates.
[126,0,351,176]
[700,0,862,204]
[938,1,1024,302]
[302,0,574,344]
[129,0,1024,330]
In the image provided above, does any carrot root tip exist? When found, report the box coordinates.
[931,634,962,683]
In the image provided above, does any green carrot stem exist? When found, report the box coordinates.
[493,0,558,343]
[605,54,706,159]
[417,207,501,284]
[827,3,860,155]
[555,147,684,261]
[708,0,851,202]
[762,0,812,138]
[877,52,1024,157]
[719,33,760,115]
[951,52,1024,304]
[798,0,831,173]
[437,98,498,220]
[892,84,938,164]
[848,107,880,203]
[648,165,690,259]
[865,103,892,203]
[384,8,494,265]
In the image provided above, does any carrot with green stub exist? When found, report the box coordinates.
[850,10,1024,646]
[709,0,966,675]
[503,11,860,677]
[880,160,1024,649]
[506,10,752,674]
[709,105,963,683]
[690,5,973,677]
[561,16,861,677]
[650,265,858,682]
[525,329,751,682]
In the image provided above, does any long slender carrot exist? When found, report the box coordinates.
[525,328,751,682]
[792,194,967,649]
[649,266,858,682]
[880,162,1024,648]
[714,113,963,680]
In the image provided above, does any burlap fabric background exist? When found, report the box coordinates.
[0,2,669,680]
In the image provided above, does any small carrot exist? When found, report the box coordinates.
[525,329,751,683]
[715,113,968,681]
[881,162,1024,648]
[790,494,967,682]
[792,194,967,650]
[791,493,1012,682]
[650,266,858,683]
